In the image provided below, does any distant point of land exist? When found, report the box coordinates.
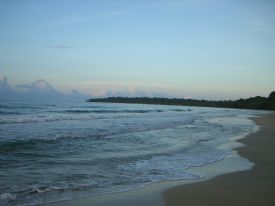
[87,91,275,110]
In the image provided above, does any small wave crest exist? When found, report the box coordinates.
[27,185,64,195]
[0,193,16,201]
[169,109,191,112]
[61,109,164,114]
[0,109,165,124]
[15,183,96,198]
[0,115,93,124]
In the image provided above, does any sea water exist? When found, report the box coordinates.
[0,100,265,206]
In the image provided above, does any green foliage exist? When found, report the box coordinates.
[269,91,275,101]
[87,91,275,110]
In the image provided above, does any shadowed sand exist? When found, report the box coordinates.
[164,112,275,206]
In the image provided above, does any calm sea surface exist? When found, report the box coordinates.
[0,100,264,206]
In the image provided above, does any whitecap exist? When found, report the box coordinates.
[0,193,16,201]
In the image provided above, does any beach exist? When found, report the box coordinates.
[40,111,274,206]
[164,112,275,206]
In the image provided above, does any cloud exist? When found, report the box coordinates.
[104,90,147,98]
[0,76,90,102]
[1,76,177,101]
[18,79,56,92]
[0,74,8,84]
[67,80,179,98]
[0,74,17,99]
[103,89,174,98]
[45,44,71,49]
[100,83,173,98]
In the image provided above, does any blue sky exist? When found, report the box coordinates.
[0,0,275,100]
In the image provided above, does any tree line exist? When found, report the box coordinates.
[87,91,275,110]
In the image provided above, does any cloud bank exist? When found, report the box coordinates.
[0,75,174,102]
[0,75,90,102]
[0,75,16,99]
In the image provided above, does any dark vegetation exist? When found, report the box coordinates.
[87,91,275,110]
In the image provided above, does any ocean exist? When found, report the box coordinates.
[0,100,265,206]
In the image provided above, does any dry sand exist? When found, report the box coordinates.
[164,112,275,206]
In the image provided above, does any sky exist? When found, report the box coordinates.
[0,0,275,100]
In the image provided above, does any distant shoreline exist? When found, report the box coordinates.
[87,92,275,110]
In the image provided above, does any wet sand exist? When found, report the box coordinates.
[164,112,275,206]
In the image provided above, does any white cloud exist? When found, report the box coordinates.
[65,80,178,98]
[17,79,57,93]
[1,77,181,101]
[0,76,90,101]
[0,74,16,99]
[0,74,11,90]
[0,74,8,84]
[127,84,136,93]
[32,79,53,90]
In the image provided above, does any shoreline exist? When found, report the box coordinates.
[41,112,270,206]
[164,112,275,206]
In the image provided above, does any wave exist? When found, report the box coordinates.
[0,193,17,201]
[0,105,42,110]
[0,111,21,115]
[0,106,190,124]
[0,138,58,154]
[0,121,190,154]
[61,109,164,114]
[20,185,65,195]
[169,109,188,112]
[61,108,190,114]
[62,109,94,114]
[0,115,93,124]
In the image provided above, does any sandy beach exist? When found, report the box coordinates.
[164,112,275,206]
